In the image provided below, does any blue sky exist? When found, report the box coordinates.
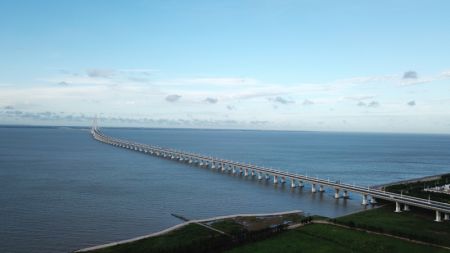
[1,0,450,133]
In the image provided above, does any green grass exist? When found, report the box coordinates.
[89,223,227,253]
[336,205,450,247]
[225,224,449,253]
[211,220,245,234]
[86,208,450,253]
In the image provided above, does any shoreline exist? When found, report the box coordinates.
[371,173,448,189]
[75,172,450,252]
[74,210,302,252]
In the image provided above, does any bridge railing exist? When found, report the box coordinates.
[91,127,450,215]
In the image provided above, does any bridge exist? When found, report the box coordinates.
[91,126,450,222]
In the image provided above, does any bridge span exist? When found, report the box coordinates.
[91,126,450,222]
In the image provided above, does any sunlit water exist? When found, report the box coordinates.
[1,126,449,253]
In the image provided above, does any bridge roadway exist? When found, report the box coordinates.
[91,127,450,222]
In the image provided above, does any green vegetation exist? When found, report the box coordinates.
[84,197,450,253]
[335,204,450,247]
[385,173,450,204]
[87,214,297,253]
[86,207,450,253]
[89,223,228,253]
[211,219,245,234]
[225,224,448,253]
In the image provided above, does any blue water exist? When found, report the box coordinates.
[1,126,449,253]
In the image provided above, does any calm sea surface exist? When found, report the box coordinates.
[1,126,450,253]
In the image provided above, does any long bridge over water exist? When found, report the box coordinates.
[91,126,450,222]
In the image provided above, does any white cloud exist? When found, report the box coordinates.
[204,97,218,104]
[269,96,295,105]
[166,94,181,102]
[302,99,314,106]
[86,68,115,78]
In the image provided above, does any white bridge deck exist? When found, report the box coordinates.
[91,126,450,222]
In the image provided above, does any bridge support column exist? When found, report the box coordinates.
[334,188,340,199]
[298,181,304,188]
[273,175,278,184]
[435,211,442,222]
[342,190,349,198]
[370,197,377,204]
[211,162,216,169]
[395,202,402,212]
[251,170,255,177]
[221,165,225,172]
[319,185,325,192]
[361,194,368,205]
[444,213,449,221]
[244,169,249,177]
[258,172,262,180]
[265,174,270,180]
[311,183,316,193]
[291,179,296,188]
[281,177,286,184]
[403,204,410,211]
[232,167,236,174]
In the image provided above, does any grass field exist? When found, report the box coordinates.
[336,204,450,247]
[225,224,449,253]
[89,223,226,253]
[85,206,450,253]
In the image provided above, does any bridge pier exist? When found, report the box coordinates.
[319,185,325,192]
[342,190,349,198]
[92,128,450,222]
[291,179,296,188]
[361,194,368,205]
[435,210,442,222]
[334,188,340,199]
[370,197,377,205]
